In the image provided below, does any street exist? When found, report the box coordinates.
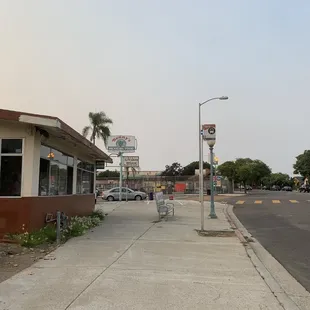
[231,190,310,292]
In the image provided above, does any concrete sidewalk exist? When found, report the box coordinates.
[0,201,297,309]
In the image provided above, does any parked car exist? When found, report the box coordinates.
[271,185,281,191]
[281,186,292,191]
[262,186,270,190]
[246,186,252,191]
[102,187,147,201]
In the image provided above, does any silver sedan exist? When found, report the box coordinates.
[102,187,147,201]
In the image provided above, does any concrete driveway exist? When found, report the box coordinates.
[0,200,288,309]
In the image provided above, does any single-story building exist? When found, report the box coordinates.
[0,109,112,238]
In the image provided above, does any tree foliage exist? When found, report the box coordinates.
[262,173,292,187]
[182,161,210,176]
[218,158,271,190]
[82,111,113,146]
[161,162,184,176]
[293,150,310,177]
[217,161,236,181]
[97,170,120,178]
[161,161,211,176]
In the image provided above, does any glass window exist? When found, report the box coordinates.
[76,169,82,194]
[67,167,73,194]
[40,145,51,158]
[1,139,23,154]
[67,156,74,167]
[0,156,22,196]
[48,162,67,196]
[52,149,68,165]
[39,158,49,196]
[39,144,74,196]
[82,171,91,194]
[111,188,120,193]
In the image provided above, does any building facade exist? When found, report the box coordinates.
[0,109,112,238]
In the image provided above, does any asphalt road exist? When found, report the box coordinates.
[231,190,310,292]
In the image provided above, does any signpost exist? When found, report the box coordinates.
[107,135,137,201]
[202,124,217,219]
[123,156,139,168]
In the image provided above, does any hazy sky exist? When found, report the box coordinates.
[1,0,309,174]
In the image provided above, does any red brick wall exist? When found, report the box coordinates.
[0,195,95,237]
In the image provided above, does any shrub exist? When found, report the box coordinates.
[91,210,105,221]
[11,212,104,247]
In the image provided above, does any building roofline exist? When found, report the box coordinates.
[0,108,112,163]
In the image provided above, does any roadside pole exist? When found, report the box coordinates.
[198,104,204,231]
[202,124,217,219]
[119,152,123,202]
[209,146,217,218]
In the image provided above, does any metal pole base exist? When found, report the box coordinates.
[208,202,218,219]
[208,212,218,219]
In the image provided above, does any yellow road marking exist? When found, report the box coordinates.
[254,200,262,204]
[272,200,281,204]
[289,200,299,203]
[236,200,245,205]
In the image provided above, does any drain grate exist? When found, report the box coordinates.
[196,230,236,237]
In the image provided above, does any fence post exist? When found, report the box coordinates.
[56,211,61,245]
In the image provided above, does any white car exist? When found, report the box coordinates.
[102,187,147,201]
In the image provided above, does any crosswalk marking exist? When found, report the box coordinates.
[236,200,245,204]
[234,199,310,205]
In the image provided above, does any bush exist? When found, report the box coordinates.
[11,212,104,247]
[12,226,55,247]
[91,210,105,221]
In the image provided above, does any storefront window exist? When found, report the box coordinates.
[0,139,23,196]
[39,145,73,196]
[76,160,94,194]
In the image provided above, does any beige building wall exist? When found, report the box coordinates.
[0,120,40,196]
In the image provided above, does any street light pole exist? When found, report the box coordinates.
[199,103,204,231]
[209,146,217,218]
[198,96,228,231]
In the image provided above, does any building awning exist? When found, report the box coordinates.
[0,109,113,164]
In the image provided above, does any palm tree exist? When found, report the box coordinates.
[82,112,113,146]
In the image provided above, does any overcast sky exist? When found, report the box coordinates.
[1,0,309,174]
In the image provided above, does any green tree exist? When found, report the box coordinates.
[217,161,236,181]
[270,173,290,187]
[217,161,237,193]
[82,111,113,146]
[234,158,271,191]
[181,161,210,176]
[161,162,184,176]
[293,150,310,177]
[97,170,120,178]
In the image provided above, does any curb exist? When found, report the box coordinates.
[224,204,310,310]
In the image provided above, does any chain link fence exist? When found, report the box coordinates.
[96,175,231,194]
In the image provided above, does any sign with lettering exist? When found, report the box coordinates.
[96,161,106,169]
[107,135,136,153]
[123,156,139,168]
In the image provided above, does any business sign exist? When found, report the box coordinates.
[96,160,106,169]
[123,156,139,168]
[107,135,136,153]
[202,124,216,146]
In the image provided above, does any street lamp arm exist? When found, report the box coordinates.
[200,96,228,107]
